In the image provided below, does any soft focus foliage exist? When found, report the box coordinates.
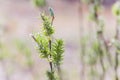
[81,0,101,5]
[1,0,120,80]
[112,1,120,16]
[0,43,11,60]
[33,0,46,7]
[14,39,34,66]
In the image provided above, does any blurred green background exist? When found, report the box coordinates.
[0,0,117,80]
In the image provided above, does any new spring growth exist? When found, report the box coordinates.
[31,8,64,80]
[52,39,64,66]
[41,13,54,36]
[49,7,54,17]
[49,7,55,25]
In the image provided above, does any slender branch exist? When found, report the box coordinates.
[100,57,105,80]
[114,20,119,80]
[49,8,54,73]
[115,51,119,80]
[49,39,53,73]
[91,1,106,80]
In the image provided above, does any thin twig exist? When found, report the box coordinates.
[114,20,119,80]
[92,1,106,79]
[49,39,53,73]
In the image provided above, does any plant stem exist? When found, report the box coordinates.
[49,15,54,73]
[96,19,105,80]
[115,51,119,80]
[100,57,105,80]
[91,1,106,79]
[114,20,119,80]
[49,39,53,72]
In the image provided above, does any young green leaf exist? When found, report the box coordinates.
[41,13,54,36]
[52,39,64,66]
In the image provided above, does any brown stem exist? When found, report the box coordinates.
[51,16,54,26]
[49,39,53,72]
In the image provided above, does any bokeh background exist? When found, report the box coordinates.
[0,0,118,80]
